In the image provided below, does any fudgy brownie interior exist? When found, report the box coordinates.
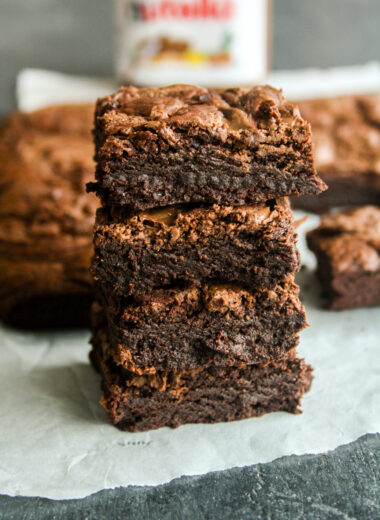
[92,198,300,298]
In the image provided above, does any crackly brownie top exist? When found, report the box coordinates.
[298,94,380,176]
[0,104,97,249]
[95,198,294,245]
[307,206,380,272]
[95,84,312,147]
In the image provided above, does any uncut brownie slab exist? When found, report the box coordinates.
[92,198,300,298]
[307,206,380,310]
[89,84,326,210]
[294,94,380,212]
[90,324,312,432]
[94,275,306,372]
[0,104,97,327]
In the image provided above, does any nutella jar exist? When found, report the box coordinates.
[115,0,270,87]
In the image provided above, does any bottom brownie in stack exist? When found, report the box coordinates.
[90,307,312,432]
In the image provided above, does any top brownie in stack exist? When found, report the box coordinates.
[89,85,326,210]
[0,104,97,328]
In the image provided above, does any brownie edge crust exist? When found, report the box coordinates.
[90,84,326,210]
[91,326,313,432]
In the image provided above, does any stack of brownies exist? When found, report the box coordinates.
[88,85,326,431]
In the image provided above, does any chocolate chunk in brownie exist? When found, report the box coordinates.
[0,104,97,328]
[89,84,326,210]
[92,274,306,371]
[92,198,300,298]
[294,94,380,212]
[90,324,312,432]
[307,206,380,310]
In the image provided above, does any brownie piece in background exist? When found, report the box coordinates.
[0,104,97,328]
[307,206,380,310]
[92,198,300,298]
[93,275,306,372]
[90,322,312,432]
[294,94,380,212]
[89,84,326,210]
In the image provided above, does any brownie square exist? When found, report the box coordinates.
[0,104,97,327]
[294,94,380,212]
[92,274,306,372]
[92,198,300,298]
[90,324,312,432]
[89,85,326,211]
[307,206,380,310]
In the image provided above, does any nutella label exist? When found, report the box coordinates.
[115,0,269,87]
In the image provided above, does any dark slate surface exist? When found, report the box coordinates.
[1,433,379,520]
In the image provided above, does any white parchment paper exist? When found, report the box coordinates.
[0,66,379,500]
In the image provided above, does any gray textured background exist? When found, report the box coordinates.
[1,0,380,116]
